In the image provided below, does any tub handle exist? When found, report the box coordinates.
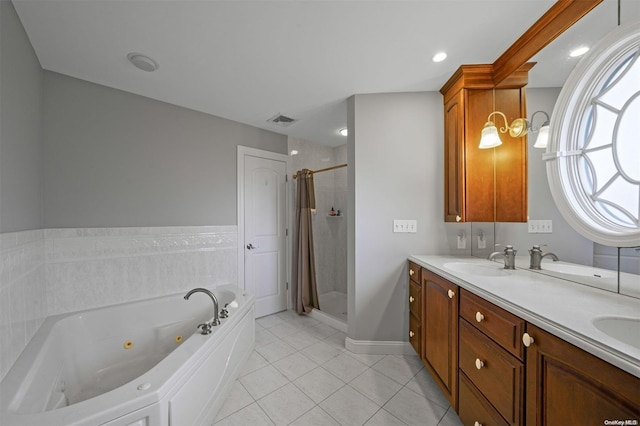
[197,323,213,335]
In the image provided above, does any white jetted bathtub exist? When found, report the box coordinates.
[0,285,255,426]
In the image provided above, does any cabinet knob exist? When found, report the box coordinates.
[409,296,415,303]
[409,269,415,276]
[475,312,485,323]
[447,289,455,299]
[409,330,415,338]
[474,422,482,426]
[522,332,535,347]
[475,358,485,370]
[456,215,462,222]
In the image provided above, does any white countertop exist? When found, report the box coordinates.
[408,254,640,378]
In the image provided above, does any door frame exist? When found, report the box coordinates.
[237,145,291,310]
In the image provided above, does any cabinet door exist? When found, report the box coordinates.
[444,91,465,222]
[525,324,640,425]
[422,270,458,409]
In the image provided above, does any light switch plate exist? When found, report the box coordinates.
[528,220,553,233]
[393,219,417,233]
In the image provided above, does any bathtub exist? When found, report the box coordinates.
[0,285,255,426]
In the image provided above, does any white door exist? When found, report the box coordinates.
[238,148,288,318]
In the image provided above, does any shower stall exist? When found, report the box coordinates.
[289,137,348,325]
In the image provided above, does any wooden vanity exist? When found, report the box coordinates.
[408,259,640,426]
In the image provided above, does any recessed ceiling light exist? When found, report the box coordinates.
[339,128,348,136]
[432,52,447,63]
[569,46,589,58]
[127,52,159,72]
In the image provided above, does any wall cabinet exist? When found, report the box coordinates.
[422,269,458,410]
[440,65,530,223]
[410,263,640,426]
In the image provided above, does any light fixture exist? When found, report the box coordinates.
[290,150,299,156]
[339,128,348,136]
[530,111,550,149]
[569,46,590,57]
[478,111,527,149]
[432,52,447,63]
[478,110,550,149]
[127,52,159,72]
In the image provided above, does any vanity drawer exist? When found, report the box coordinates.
[459,372,509,426]
[409,314,421,356]
[409,262,421,284]
[459,319,524,426]
[409,281,422,318]
[460,289,525,360]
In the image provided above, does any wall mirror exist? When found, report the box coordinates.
[472,0,640,298]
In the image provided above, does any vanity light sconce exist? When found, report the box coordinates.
[479,111,528,149]
[529,110,551,149]
[478,110,550,149]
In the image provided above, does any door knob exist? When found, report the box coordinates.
[246,243,257,250]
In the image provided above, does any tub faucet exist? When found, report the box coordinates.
[184,288,221,334]
[488,245,517,269]
[529,245,559,270]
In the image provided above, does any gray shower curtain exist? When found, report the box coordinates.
[292,169,320,314]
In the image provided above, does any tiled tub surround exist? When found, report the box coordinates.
[0,226,237,381]
[409,255,640,378]
[0,230,47,381]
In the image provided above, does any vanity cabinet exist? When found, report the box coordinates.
[458,289,525,426]
[440,65,530,223]
[524,324,640,425]
[408,262,422,357]
[422,269,459,409]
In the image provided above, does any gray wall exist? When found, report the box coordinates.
[348,92,449,342]
[0,0,44,233]
[42,71,287,228]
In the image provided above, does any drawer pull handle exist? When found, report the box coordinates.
[409,331,415,338]
[474,422,482,426]
[522,332,535,347]
[475,312,485,323]
[447,289,455,299]
[475,358,485,370]
[409,296,415,303]
[410,269,415,276]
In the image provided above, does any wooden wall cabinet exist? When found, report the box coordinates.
[441,65,530,223]
[422,269,459,410]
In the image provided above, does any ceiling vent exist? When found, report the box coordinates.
[267,113,298,127]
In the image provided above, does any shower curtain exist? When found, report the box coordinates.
[292,169,320,314]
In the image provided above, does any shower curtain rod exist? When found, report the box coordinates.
[292,163,347,179]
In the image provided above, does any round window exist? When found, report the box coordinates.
[546,20,640,247]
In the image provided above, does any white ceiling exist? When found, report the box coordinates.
[12,0,639,147]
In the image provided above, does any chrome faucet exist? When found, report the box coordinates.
[184,288,221,335]
[529,245,559,270]
[488,244,517,269]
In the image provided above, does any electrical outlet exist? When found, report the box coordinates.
[457,234,466,249]
[477,236,486,249]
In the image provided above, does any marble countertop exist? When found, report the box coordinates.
[408,255,640,378]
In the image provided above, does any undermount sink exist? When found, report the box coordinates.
[592,316,640,350]
[442,262,511,277]
[540,263,617,279]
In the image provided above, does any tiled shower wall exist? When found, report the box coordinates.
[0,226,237,380]
[289,137,348,297]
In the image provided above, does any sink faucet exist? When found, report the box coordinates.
[184,288,221,334]
[488,245,517,269]
[529,245,559,270]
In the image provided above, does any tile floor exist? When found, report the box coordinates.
[213,310,464,426]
